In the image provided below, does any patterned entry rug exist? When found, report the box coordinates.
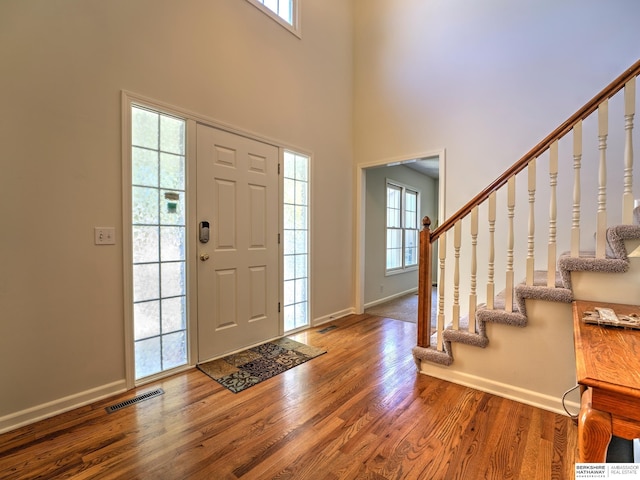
[197,338,326,393]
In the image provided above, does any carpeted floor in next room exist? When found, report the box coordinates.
[365,287,437,326]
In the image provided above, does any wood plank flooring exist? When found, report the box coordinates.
[0,314,577,479]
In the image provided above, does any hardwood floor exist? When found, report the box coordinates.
[0,314,577,479]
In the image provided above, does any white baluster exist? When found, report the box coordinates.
[597,100,608,259]
[469,207,478,333]
[572,121,582,257]
[548,141,558,287]
[487,192,496,309]
[453,221,461,330]
[527,159,536,286]
[506,177,515,312]
[437,233,446,351]
[623,77,635,224]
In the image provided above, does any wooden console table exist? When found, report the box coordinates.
[573,300,640,463]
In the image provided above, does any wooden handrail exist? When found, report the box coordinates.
[431,59,640,243]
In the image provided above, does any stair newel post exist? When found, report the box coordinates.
[526,159,536,286]
[597,100,609,259]
[623,77,635,224]
[469,207,478,333]
[572,121,583,257]
[437,233,446,351]
[548,141,558,287]
[453,221,462,330]
[417,216,432,348]
[506,177,516,312]
[487,192,496,309]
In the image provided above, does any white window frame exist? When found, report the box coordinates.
[282,149,310,333]
[385,179,420,275]
[122,92,199,389]
[245,0,301,38]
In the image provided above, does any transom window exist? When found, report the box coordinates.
[246,0,300,37]
[386,181,419,273]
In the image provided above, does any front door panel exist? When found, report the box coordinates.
[197,125,279,362]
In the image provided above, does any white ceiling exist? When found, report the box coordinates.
[396,157,439,179]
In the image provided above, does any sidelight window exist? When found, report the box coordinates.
[131,105,187,380]
[283,150,309,332]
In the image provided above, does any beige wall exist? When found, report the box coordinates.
[353,0,640,307]
[353,0,640,217]
[0,0,353,427]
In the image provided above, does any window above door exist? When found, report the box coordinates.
[245,0,301,37]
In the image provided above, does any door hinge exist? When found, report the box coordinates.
[278,233,281,244]
[278,163,280,175]
[278,302,281,313]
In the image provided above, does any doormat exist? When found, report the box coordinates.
[197,338,327,393]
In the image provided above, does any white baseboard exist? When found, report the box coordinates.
[0,380,127,434]
[364,287,418,310]
[418,363,580,416]
[313,308,355,327]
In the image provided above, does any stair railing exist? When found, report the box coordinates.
[418,59,640,349]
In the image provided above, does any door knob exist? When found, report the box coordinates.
[200,253,210,261]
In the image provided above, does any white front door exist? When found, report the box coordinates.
[196,124,280,362]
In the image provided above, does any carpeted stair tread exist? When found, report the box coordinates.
[515,270,573,315]
[443,328,489,347]
[557,225,640,290]
[477,308,527,327]
[607,224,640,260]
[515,283,573,313]
[434,313,479,332]
[558,254,629,291]
[413,344,453,366]
[529,269,565,288]
[475,289,526,326]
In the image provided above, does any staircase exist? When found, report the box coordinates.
[412,60,640,414]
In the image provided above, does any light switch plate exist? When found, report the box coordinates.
[95,227,116,245]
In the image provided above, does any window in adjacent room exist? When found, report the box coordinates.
[130,105,188,380]
[386,181,419,273]
[246,0,300,36]
[283,150,309,332]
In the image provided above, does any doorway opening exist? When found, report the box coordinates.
[355,151,445,318]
